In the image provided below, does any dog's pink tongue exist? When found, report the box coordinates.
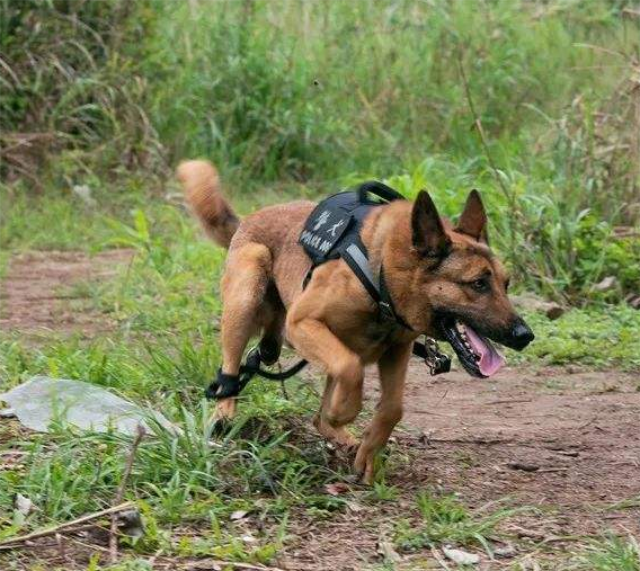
[466,326,505,377]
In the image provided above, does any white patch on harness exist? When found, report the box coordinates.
[313,210,331,231]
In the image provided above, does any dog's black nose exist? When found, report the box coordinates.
[510,318,534,350]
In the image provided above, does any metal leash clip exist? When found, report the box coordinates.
[423,337,452,376]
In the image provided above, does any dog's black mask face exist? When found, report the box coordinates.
[408,190,534,378]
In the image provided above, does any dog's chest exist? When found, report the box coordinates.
[348,320,411,361]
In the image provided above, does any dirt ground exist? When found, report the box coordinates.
[283,364,640,570]
[0,249,133,337]
[2,250,639,570]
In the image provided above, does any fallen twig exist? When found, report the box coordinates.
[419,435,516,446]
[110,424,146,563]
[0,502,135,550]
[485,399,533,406]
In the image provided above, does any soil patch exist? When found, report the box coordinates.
[280,365,640,569]
[0,249,133,338]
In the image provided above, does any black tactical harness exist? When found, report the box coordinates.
[206,181,451,401]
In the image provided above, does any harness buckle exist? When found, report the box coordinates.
[423,337,452,376]
[378,301,396,322]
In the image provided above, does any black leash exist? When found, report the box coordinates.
[205,338,450,400]
[205,347,308,400]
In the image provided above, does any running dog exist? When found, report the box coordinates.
[178,160,534,483]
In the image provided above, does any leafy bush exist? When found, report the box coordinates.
[0,0,164,185]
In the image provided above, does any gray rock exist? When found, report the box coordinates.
[511,292,565,320]
[443,546,480,565]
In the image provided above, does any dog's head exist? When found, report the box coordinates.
[394,189,534,378]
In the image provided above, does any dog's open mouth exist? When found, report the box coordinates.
[439,317,505,378]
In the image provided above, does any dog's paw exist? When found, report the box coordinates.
[354,449,375,485]
[313,414,359,450]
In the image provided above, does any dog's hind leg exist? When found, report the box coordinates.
[354,342,411,484]
[215,242,272,422]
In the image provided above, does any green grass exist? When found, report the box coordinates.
[572,534,640,571]
[395,492,516,553]
[511,305,640,371]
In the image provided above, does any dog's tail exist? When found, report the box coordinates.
[177,160,240,249]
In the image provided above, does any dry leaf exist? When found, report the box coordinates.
[324,482,350,496]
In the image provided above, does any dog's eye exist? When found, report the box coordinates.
[471,278,490,293]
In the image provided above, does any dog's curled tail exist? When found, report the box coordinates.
[177,160,240,249]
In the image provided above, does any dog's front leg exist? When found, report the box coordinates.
[355,342,411,484]
[286,310,363,448]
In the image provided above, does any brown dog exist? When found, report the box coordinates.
[178,160,534,483]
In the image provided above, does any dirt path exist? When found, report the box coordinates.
[0,249,133,337]
[404,364,640,520]
[283,366,640,569]
[388,363,639,524]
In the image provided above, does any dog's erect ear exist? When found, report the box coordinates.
[411,190,451,257]
[456,189,488,243]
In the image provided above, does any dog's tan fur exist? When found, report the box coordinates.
[179,159,526,483]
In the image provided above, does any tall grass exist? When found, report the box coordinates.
[145,0,639,193]
[3,1,638,188]
[1,0,639,300]
[0,0,164,186]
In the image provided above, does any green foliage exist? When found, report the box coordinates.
[395,492,514,552]
[0,0,164,183]
[386,157,640,302]
[143,0,638,184]
[573,534,640,571]
[511,305,640,370]
[2,0,639,301]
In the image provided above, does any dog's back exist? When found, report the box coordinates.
[178,160,315,306]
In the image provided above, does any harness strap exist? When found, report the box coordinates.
[342,241,382,307]
[206,339,450,400]
[342,240,412,329]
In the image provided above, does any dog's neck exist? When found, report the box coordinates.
[359,201,422,331]
[361,200,414,265]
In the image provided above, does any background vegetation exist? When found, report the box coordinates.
[2,0,639,302]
